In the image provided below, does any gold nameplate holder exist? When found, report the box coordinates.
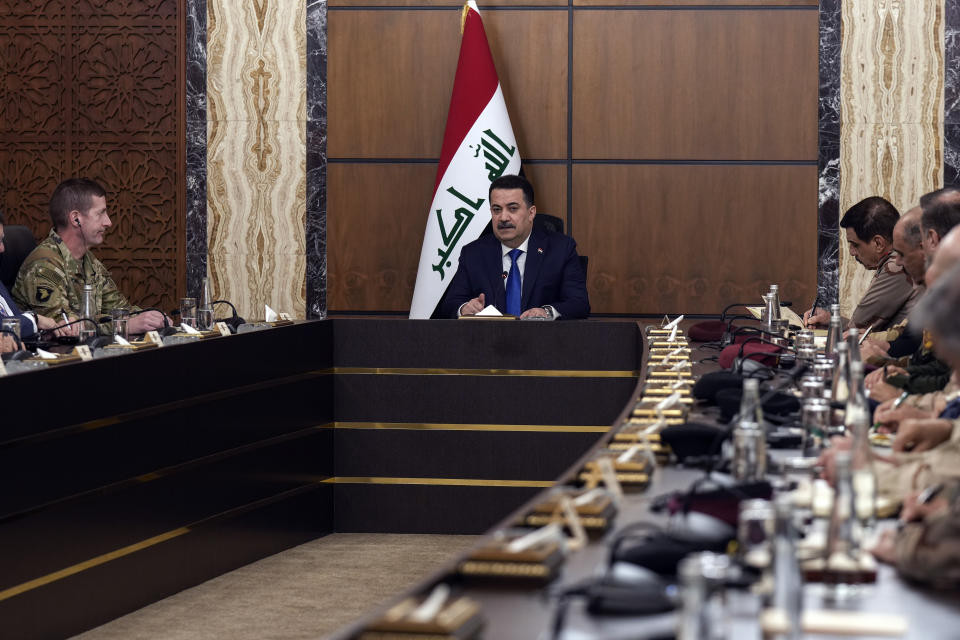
[579,451,649,490]
[104,340,158,352]
[650,341,689,349]
[458,524,566,583]
[144,330,164,346]
[358,584,484,640]
[642,385,692,397]
[72,345,93,361]
[523,488,618,535]
[24,352,82,366]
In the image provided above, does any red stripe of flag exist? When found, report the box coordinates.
[432,6,500,195]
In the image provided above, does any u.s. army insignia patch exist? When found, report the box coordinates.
[36,285,53,303]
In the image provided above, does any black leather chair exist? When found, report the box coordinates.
[0,225,37,290]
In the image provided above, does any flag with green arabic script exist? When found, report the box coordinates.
[409,0,521,319]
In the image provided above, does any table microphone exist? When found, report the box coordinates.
[212,299,245,332]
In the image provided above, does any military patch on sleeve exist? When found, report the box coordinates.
[36,285,54,303]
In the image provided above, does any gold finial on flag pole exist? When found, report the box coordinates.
[460,1,470,35]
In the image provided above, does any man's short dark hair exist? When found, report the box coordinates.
[489,174,534,208]
[919,186,960,241]
[902,217,923,248]
[49,178,106,230]
[0,209,5,225]
[839,196,899,243]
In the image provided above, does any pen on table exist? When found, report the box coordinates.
[61,311,69,326]
[858,324,874,345]
[893,390,910,409]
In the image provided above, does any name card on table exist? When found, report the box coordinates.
[73,345,93,361]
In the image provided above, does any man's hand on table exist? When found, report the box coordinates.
[128,310,167,334]
[893,418,953,453]
[520,307,549,320]
[802,306,830,328]
[861,338,891,362]
[874,402,935,433]
[0,334,17,353]
[459,293,486,317]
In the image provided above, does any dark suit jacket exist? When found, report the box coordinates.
[441,226,590,319]
[0,279,36,337]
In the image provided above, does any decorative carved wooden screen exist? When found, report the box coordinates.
[0,0,184,312]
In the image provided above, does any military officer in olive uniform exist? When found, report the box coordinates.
[12,178,167,335]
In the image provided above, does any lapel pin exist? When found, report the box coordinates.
[537,247,543,254]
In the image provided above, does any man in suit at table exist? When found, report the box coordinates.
[440,174,590,320]
[0,211,66,352]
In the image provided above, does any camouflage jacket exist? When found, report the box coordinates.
[11,229,138,332]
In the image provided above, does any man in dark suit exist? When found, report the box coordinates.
[0,212,64,351]
[441,175,589,320]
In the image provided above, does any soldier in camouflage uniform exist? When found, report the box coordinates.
[12,179,167,335]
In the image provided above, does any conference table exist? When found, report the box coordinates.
[2,318,957,639]
[0,318,642,639]
[323,320,960,640]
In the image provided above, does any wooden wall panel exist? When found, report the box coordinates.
[328,163,438,311]
[483,11,568,160]
[0,0,184,314]
[573,10,818,160]
[522,164,566,224]
[573,164,818,314]
[328,10,566,160]
[328,11,458,158]
[575,0,815,5]
[327,5,819,314]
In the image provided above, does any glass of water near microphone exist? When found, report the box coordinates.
[180,278,216,331]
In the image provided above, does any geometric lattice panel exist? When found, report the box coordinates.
[0,0,183,312]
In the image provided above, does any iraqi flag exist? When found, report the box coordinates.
[408,0,522,319]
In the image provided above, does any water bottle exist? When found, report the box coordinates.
[79,284,96,342]
[198,277,214,330]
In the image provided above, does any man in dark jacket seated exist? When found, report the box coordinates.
[440,174,589,320]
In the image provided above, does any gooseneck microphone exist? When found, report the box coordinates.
[212,299,245,333]
[40,316,102,336]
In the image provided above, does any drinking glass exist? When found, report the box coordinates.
[180,297,197,329]
[112,308,130,340]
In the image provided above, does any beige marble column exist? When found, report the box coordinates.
[838,0,943,316]
[207,0,307,320]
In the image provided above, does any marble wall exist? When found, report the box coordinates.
[205,0,307,320]
[834,0,944,317]
[182,2,956,320]
[306,0,327,319]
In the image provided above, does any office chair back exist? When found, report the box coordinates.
[0,225,37,290]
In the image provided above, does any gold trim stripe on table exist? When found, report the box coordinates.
[334,422,610,433]
[0,527,191,603]
[321,477,555,488]
[333,367,637,378]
